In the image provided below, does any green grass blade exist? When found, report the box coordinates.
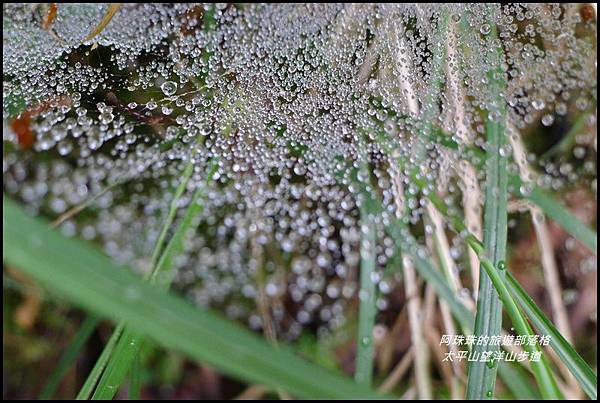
[76,322,125,399]
[506,272,598,399]
[4,93,27,119]
[392,226,543,400]
[3,196,384,400]
[152,160,219,287]
[477,258,563,399]
[466,9,509,399]
[356,150,562,400]
[38,314,100,399]
[92,328,143,399]
[90,160,219,399]
[79,155,198,399]
[149,160,195,270]
[129,354,142,400]
[467,121,508,398]
[354,187,378,386]
[541,108,594,160]
[404,189,568,399]
[497,362,541,400]
[378,120,585,399]
[512,178,597,254]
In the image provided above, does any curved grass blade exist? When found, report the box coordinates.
[149,160,196,270]
[511,177,597,254]
[506,272,598,399]
[370,166,548,400]
[38,314,100,399]
[152,160,219,287]
[379,121,587,399]
[80,160,196,399]
[392,227,542,400]
[477,258,563,399]
[129,354,142,400]
[398,184,578,400]
[541,108,594,160]
[76,322,124,399]
[91,328,143,399]
[366,127,566,400]
[90,160,218,399]
[3,196,384,400]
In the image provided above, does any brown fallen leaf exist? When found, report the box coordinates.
[9,95,72,150]
[83,3,122,43]
[42,3,58,31]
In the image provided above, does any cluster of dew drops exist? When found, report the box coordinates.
[2,3,597,340]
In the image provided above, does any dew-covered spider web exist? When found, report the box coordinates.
[3,3,597,340]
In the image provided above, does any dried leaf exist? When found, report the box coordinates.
[10,113,34,150]
[42,3,58,31]
[83,3,121,42]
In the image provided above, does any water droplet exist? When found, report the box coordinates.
[99,112,114,124]
[541,114,554,126]
[499,144,512,157]
[358,289,370,301]
[161,81,178,96]
[532,99,545,110]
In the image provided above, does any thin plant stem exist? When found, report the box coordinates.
[378,347,414,394]
[354,158,378,387]
[76,322,125,399]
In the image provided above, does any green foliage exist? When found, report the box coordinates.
[466,11,509,399]
[3,196,384,400]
